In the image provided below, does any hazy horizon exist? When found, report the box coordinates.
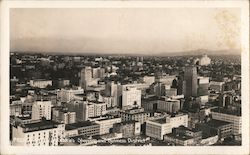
[10,8,241,55]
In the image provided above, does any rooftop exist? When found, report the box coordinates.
[211,107,241,116]
[89,114,120,121]
[115,120,138,125]
[143,96,165,102]
[21,120,60,133]
[165,133,194,141]
[65,121,99,130]
[176,125,201,133]
[205,119,232,128]
[17,116,32,120]
[151,117,167,124]
[31,79,52,82]
[88,100,105,104]
[96,117,120,121]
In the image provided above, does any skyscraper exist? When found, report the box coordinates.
[80,66,92,89]
[122,86,141,109]
[105,81,118,107]
[184,66,198,98]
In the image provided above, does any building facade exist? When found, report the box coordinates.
[122,86,141,108]
[31,100,52,120]
[211,109,241,135]
[12,120,65,146]
[184,66,198,98]
[30,79,52,88]
[113,121,141,138]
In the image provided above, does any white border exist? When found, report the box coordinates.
[1,1,249,155]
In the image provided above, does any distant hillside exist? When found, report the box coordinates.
[159,49,241,57]
[12,49,241,57]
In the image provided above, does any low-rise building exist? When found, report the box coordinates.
[211,108,241,135]
[168,126,202,145]
[146,117,171,140]
[29,79,52,88]
[52,107,76,124]
[142,96,181,114]
[146,113,188,140]
[118,108,151,124]
[113,121,141,138]
[10,103,22,116]
[89,115,122,135]
[210,81,225,93]
[164,133,195,146]
[57,87,84,103]
[196,119,233,140]
[65,121,100,138]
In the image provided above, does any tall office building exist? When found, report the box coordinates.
[80,66,92,89]
[122,87,141,109]
[105,81,118,107]
[82,101,107,121]
[184,66,198,98]
[197,77,209,104]
[31,100,52,120]
[177,75,184,95]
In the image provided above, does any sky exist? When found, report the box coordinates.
[10,8,241,54]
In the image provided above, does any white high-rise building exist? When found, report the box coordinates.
[31,100,52,120]
[83,101,107,121]
[122,87,141,108]
[197,76,210,104]
[199,54,211,66]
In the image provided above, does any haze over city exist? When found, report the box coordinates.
[10,8,241,55]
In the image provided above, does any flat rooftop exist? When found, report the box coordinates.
[142,96,165,102]
[17,116,32,120]
[65,121,99,130]
[115,120,137,125]
[151,118,167,124]
[206,119,232,128]
[176,125,201,133]
[211,107,241,116]
[93,115,120,121]
[21,120,60,133]
[165,133,193,141]
[31,79,52,81]
[88,100,105,104]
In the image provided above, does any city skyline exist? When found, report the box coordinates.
[10,8,241,55]
[9,52,242,147]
